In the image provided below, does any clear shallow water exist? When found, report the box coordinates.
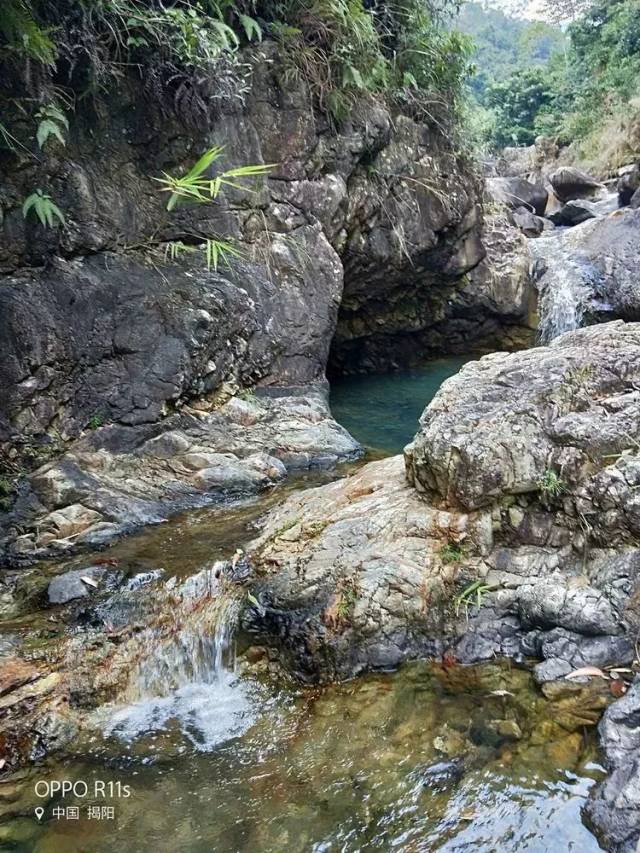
[0,661,604,852]
[330,357,470,454]
[0,363,607,852]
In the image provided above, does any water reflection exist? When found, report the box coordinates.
[0,661,604,852]
[330,357,470,454]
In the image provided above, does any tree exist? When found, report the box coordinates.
[538,0,595,23]
[484,66,553,146]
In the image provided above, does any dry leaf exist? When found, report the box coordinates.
[565,665,608,680]
[610,680,628,698]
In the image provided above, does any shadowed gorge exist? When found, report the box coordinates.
[1,1,640,851]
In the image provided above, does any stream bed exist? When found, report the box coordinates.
[0,359,608,852]
[0,661,604,852]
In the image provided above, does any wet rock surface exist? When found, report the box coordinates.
[1,389,361,566]
[549,167,603,203]
[585,679,640,852]
[486,176,548,216]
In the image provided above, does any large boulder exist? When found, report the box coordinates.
[0,389,361,566]
[486,177,548,216]
[549,166,602,202]
[531,207,640,343]
[547,199,598,227]
[618,163,640,206]
[585,680,640,852]
[405,322,640,511]
[446,213,536,352]
[511,206,546,237]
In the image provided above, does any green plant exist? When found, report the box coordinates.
[87,414,104,430]
[455,579,492,617]
[0,0,56,64]
[271,516,301,539]
[537,469,565,499]
[336,578,358,620]
[439,542,466,564]
[155,146,272,211]
[22,189,65,228]
[35,103,68,149]
[156,147,270,271]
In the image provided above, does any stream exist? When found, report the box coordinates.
[532,190,619,343]
[0,357,610,852]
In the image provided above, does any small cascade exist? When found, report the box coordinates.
[100,587,261,751]
[532,242,593,343]
[530,189,619,344]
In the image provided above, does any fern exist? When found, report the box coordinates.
[22,189,66,228]
[0,0,56,64]
[35,104,69,149]
[238,13,262,43]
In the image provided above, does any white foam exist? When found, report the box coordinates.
[103,669,258,751]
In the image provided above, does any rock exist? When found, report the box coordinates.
[618,163,640,206]
[495,137,559,180]
[1,390,361,565]
[496,145,538,178]
[494,719,523,739]
[518,580,621,637]
[550,167,602,202]
[585,679,640,852]
[441,213,537,354]
[539,628,635,670]
[547,200,598,227]
[486,177,548,216]
[512,206,545,237]
[530,208,640,340]
[533,658,573,684]
[417,759,465,792]
[406,322,640,510]
[47,566,106,604]
[0,659,40,696]
[631,187,640,210]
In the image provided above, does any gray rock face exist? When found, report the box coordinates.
[425,212,537,355]
[550,166,602,202]
[47,566,106,604]
[585,680,640,852]
[0,42,503,449]
[406,322,640,511]
[618,163,640,206]
[486,177,548,216]
[239,324,640,684]
[0,250,340,442]
[511,206,545,237]
[1,389,361,565]
[529,207,640,342]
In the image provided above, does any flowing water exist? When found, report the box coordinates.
[531,232,596,343]
[330,357,470,454]
[532,191,619,343]
[0,361,609,852]
[0,660,605,852]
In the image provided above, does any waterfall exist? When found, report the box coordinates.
[534,247,592,343]
[530,190,619,344]
[100,583,261,751]
[530,228,600,344]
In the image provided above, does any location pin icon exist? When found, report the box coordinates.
[35,807,44,821]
